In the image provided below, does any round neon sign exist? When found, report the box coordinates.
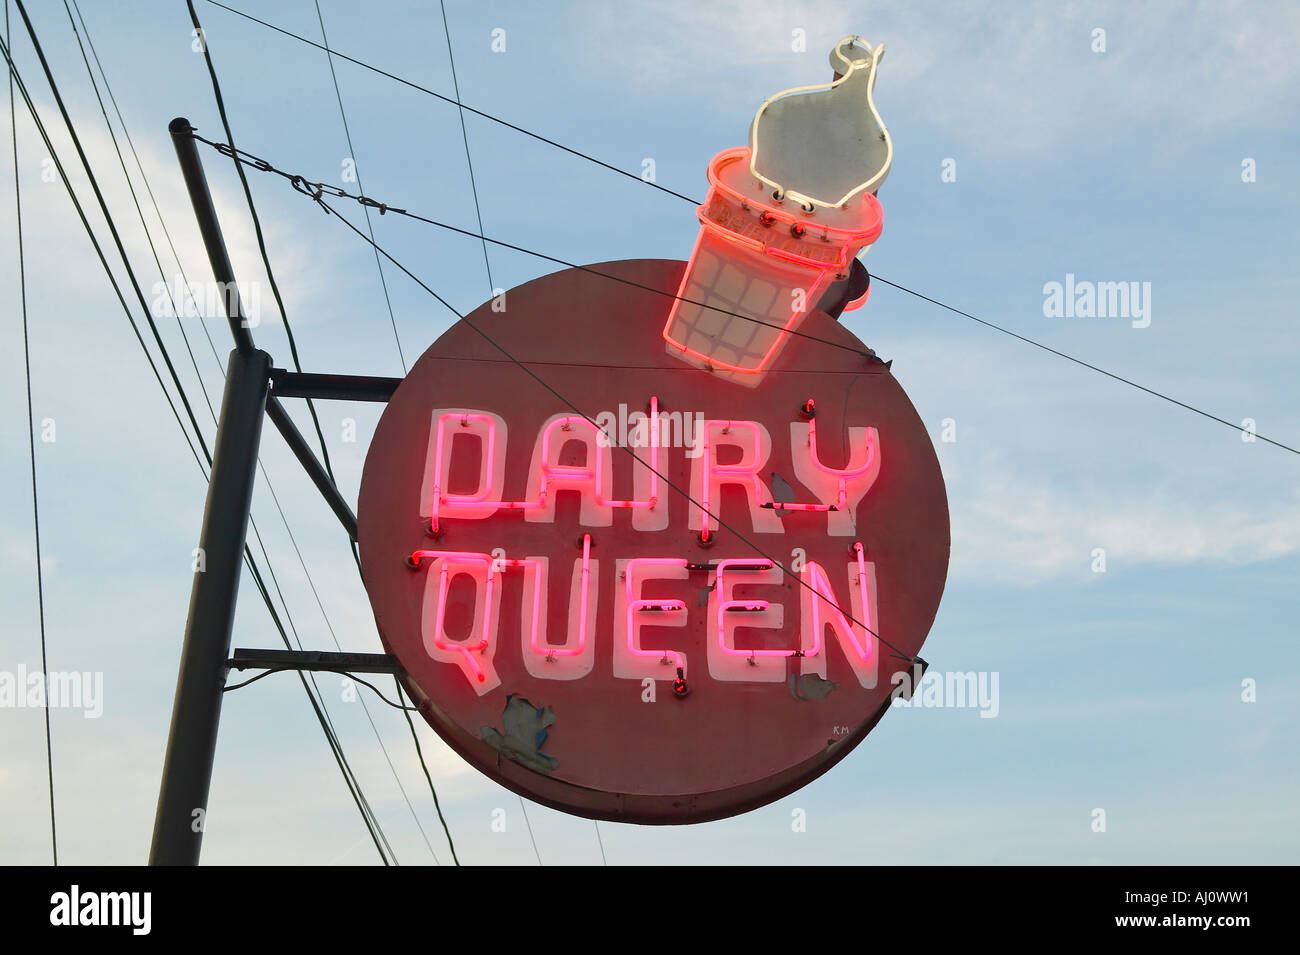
[358,258,949,823]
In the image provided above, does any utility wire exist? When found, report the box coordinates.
[309,1,454,864]
[242,531,395,864]
[6,0,56,867]
[318,197,918,663]
[200,1,1296,455]
[224,668,418,710]
[261,465,442,864]
[436,0,540,868]
[0,38,204,473]
[185,0,419,863]
[184,134,878,362]
[69,0,431,864]
[436,0,493,293]
[202,0,699,205]
[519,799,542,866]
[394,679,461,865]
[867,275,1300,456]
[3,8,393,865]
[186,0,341,482]
[312,0,406,373]
[11,0,214,462]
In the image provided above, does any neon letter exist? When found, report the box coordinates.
[799,543,878,688]
[706,559,794,683]
[412,550,502,695]
[613,558,689,681]
[422,410,507,533]
[789,418,881,535]
[689,419,783,540]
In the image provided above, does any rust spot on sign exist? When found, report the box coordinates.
[481,695,559,774]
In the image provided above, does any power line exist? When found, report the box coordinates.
[224,668,417,710]
[260,465,443,864]
[70,0,431,863]
[309,0,460,864]
[868,275,1300,456]
[3,6,394,865]
[437,0,494,294]
[394,678,462,866]
[183,134,878,363]
[435,2,541,867]
[11,0,215,462]
[185,0,341,482]
[6,0,56,867]
[242,530,396,865]
[1,20,204,470]
[318,196,918,664]
[312,0,406,373]
[519,799,542,866]
[200,1,1295,456]
[202,0,699,205]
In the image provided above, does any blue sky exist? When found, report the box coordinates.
[1,0,1297,864]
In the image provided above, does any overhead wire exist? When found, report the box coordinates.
[436,0,494,293]
[200,0,1297,456]
[202,0,699,205]
[69,0,429,861]
[435,0,542,867]
[184,134,878,362]
[312,0,406,373]
[185,0,341,483]
[5,0,56,867]
[4,2,394,865]
[184,0,421,863]
[224,667,418,711]
[316,195,919,664]
[311,0,458,865]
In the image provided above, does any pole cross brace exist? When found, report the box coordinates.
[229,648,402,674]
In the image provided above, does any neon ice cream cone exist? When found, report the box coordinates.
[663,36,892,387]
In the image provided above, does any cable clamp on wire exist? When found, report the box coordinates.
[359,194,405,216]
[290,175,329,212]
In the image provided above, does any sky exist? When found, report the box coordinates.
[1,0,1297,865]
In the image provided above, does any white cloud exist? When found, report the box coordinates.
[583,0,1300,154]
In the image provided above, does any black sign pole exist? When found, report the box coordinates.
[149,119,270,865]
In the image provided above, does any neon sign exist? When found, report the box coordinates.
[357,36,948,824]
[408,402,882,697]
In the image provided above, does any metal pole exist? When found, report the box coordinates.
[168,117,256,354]
[266,395,359,541]
[150,347,270,865]
[151,117,273,863]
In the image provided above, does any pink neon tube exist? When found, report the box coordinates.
[763,409,878,513]
[714,558,791,658]
[432,400,661,530]
[625,558,687,669]
[806,542,872,664]
[528,535,591,659]
[700,421,766,541]
[421,550,495,683]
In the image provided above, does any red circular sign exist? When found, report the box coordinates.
[358,258,949,823]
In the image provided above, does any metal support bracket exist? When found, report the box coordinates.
[229,648,402,674]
